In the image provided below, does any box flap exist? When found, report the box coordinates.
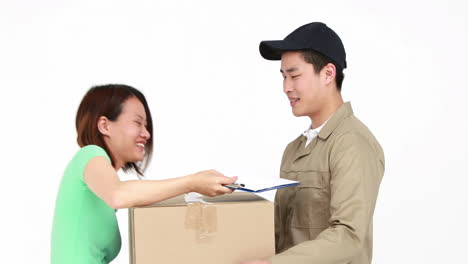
[133,192,266,208]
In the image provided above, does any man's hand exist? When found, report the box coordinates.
[241,261,271,264]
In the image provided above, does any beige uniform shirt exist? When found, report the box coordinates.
[270,102,385,264]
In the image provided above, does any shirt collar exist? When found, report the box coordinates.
[317,102,354,140]
[299,102,354,143]
[302,119,328,141]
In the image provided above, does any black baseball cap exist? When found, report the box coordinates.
[259,22,347,69]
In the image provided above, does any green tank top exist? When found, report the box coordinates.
[51,145,121,264]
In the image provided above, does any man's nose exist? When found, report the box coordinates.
[283,79,293,93]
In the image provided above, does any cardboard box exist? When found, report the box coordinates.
[129,192,274,264]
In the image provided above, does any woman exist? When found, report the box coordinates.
[51,84,236,264]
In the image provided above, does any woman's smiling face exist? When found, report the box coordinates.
[101,96,151,169]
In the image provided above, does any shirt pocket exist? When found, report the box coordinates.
[290,171,330,229]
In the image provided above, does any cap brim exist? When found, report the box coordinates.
[259,40,305,60]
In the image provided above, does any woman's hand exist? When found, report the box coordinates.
[85,157,238,208]
[188,170,237,197]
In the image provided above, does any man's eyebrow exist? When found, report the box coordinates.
[280,67,299,74]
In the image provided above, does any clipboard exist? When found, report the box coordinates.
[225,179,299,193]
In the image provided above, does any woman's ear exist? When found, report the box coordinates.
[97,116,111,136]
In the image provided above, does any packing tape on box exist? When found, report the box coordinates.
[184,192,218,241]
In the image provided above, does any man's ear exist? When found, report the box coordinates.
[322,63,336,85]
[97,116,111,136]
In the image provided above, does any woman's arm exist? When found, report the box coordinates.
[84,156,237,209]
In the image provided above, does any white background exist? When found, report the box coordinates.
[1,0,467,263]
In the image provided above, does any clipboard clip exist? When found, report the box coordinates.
[225,183,245,190]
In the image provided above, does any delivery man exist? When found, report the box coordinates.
[243,22,385,264]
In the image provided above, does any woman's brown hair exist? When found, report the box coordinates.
[76,84,153,176]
